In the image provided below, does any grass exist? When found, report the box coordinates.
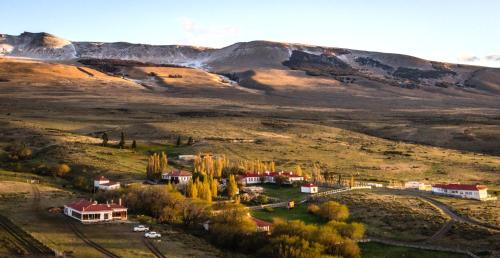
[326,189,447,241]
[251,204,322,224]
[359,242,469,258]
[260,184,309,201]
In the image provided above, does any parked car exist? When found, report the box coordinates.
[133,225,149,232]
[145,231,161,238]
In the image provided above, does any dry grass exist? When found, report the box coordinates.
[327,190,447,241]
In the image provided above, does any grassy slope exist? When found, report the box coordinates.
[359,242,469,258]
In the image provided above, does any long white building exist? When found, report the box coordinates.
[431,184,488,200]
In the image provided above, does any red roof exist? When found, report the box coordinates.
[66,199,126,212]
[252,217,273,227]
[432,184,487,191]
[165,170,192,177]
[241,172,304,178]
[95,176,108,181]
[302,183,316,187]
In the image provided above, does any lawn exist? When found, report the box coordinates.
[260,184,309,201]
[251,204,322,224]
[359,242,469,258]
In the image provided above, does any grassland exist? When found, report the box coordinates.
[359,242,469,258]
[0,57,499,256]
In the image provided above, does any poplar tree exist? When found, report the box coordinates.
[176,136,182,146]
[160,152,168,173]
[131,140,137,149]
[118,132,125,148]
[295,165,303,176]
[187,180,198,198]
[226,174,238,200]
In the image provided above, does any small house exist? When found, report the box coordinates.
[94,176,120,191]
[301,183,318,193]
[161,170,192,184]
[252,217,272,233]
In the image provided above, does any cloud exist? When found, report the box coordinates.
[177,17,239,47]
[458,55,480,62]
[485,54,500,61]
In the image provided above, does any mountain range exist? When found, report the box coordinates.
[1,31,499,94]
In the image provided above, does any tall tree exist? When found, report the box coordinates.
[101,132,109,146]
[211,178,218,198]
[186,180,198,198]
[226,174,238,200]
[160,152,168,173]
[294,165,303,176]
[131,140,137,149]
[118,131,126,148]
[176,135,182,146]
[187,136,194,145]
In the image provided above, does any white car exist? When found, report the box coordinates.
[133,225,149,232]
[145,231,161,238]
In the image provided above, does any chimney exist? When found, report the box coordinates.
[119,198,122,206]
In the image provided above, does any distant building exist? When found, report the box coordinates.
[252,217,272,233]
[161,170,192,184]
[366,182,384,188]
[178,155,197,161]
[431,184,488,200]
[238,171,304,185]
[301,183,319,193]
[64,199,127,223]
[404,181,431,191]
[94,176,120,191]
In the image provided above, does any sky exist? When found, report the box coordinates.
[2,0,499,67]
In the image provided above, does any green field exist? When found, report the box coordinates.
[260,184,309,201]
[251,203,322,224]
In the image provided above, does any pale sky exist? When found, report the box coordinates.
[2,0,499,67]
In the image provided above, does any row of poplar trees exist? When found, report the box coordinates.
[146,152,168,180]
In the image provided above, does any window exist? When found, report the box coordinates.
[104,213,109,220]
[71,210,82,220]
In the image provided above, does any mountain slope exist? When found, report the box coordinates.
[1,32,498,95]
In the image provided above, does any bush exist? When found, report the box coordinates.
[54,163,71,177]
[318,201,349,221]
[307,204,320,215]
[6,143,32,161]
[256,194,269,204]
[72,176,91,191]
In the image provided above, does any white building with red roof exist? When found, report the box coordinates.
[252,217,273,233]
[64,199,127,223]
[239,171,304,185]
[94,176,120,191]
[301,183,318,193]
[431,183,488,200]
[161,170,192,184]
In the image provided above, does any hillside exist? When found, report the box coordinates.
[0,32,499,156]
[2,32,499,94]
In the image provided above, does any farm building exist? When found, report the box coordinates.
[94,176,120,191]
[161,170,192,184]
[239,171,304,185]
[64,199,127,223]
[431,184,489,200]
[404,181,431,191]
[178,155,197,161]
[252,217,273,233]
[301,183,318,193]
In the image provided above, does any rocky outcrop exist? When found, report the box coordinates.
[283,50,354,76]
